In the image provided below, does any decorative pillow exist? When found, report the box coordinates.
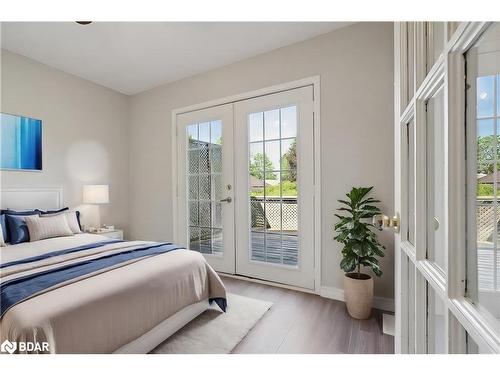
[6,213,38,245]
[40,211,82,234]
[0,221,5,247]
[38,207,82,230]
[2,209,38,244]
[3,209,38,215]
[0,214,7,244]
[24,214,74,242]
[39,207,69,214]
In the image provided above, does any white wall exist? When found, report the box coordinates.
[128,23,395,299]
[0,50,130,234]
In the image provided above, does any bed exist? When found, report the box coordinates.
[0,188,227,354]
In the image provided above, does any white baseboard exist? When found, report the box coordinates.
[320,286,395,312]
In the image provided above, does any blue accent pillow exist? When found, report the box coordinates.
[6,212,38,245]
[0,214,7,243]
[2,209,38,244]
[3,209,38,215]
[38,207,82,230]
[40,207,69,214]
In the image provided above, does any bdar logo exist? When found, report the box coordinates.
[1,340,17,354]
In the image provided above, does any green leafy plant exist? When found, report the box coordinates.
[334,186,385,278]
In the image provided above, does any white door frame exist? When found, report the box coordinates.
[171,76,322,293]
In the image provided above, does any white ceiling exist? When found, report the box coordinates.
[1,22,352,95]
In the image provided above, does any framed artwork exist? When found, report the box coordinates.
[0,113,42,171]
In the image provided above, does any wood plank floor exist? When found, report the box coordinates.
[222,276,394,354]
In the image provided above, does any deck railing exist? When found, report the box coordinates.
[250,196,298,232]
[477,198,500,242]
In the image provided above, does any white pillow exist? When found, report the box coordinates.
[25,214,74,242]
[0,224,5,247]
[41,211,82,234]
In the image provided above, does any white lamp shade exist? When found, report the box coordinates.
[83,185,109,204]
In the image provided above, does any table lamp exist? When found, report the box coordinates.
[83,184,109,230]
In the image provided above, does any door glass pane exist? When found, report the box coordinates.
[408,22,415,102]
[427,284,446,353]
[466,332,490,354]
[407,119,416,245]
[249,106,298,266]
[427,22,445,72]
[447,22,459,41]
[426,87,446,271]
[404,22,415,110]
[186,120,224,255]
[466,23,500,333]
[408,259,416,353]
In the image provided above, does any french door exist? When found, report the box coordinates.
[394,22,500,354]
[176,104,235,273]
[176,86,315,289]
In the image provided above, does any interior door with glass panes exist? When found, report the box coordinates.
[394,22,449,354]
[234,86,315,289]
[395,22,500,354]
[176,104,235,274]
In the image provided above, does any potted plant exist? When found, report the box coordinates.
[334,186,385,319]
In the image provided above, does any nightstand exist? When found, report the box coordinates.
[90,229,123,240]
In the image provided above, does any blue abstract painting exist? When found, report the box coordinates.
[0,113,42,171]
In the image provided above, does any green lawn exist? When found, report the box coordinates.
[250,180,297,197]
[477,183,500,197]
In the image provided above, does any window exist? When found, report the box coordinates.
[466,22,500,333]
[187,120,224,255]
[426,86,446,271]
[248,106,299,266]
[405,118,416,246]
[426,22,445,72]
[447,22,460,41]
[401,23,416,110]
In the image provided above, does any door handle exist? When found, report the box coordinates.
[220,197,232,203]
[373,213,400,233]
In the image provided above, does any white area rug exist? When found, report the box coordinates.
[151,293,272,354]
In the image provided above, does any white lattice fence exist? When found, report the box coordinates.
[251,197,298,231]
[477,202,497,242]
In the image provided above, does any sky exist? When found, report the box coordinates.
[477,74,500,137]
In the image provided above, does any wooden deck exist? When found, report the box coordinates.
[477,244,500,291]
[192,231,299,266]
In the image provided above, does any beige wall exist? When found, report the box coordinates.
[128,23,395,299]
[0,50,130,234]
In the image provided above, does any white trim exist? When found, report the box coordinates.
[171,76,322,292]
[312,80,322,295]
[220,273,316,295]
[448,297,500,353]
[172,76,320,116]
[320,286,395,313]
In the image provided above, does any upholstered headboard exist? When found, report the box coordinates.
[0,187,63,211]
